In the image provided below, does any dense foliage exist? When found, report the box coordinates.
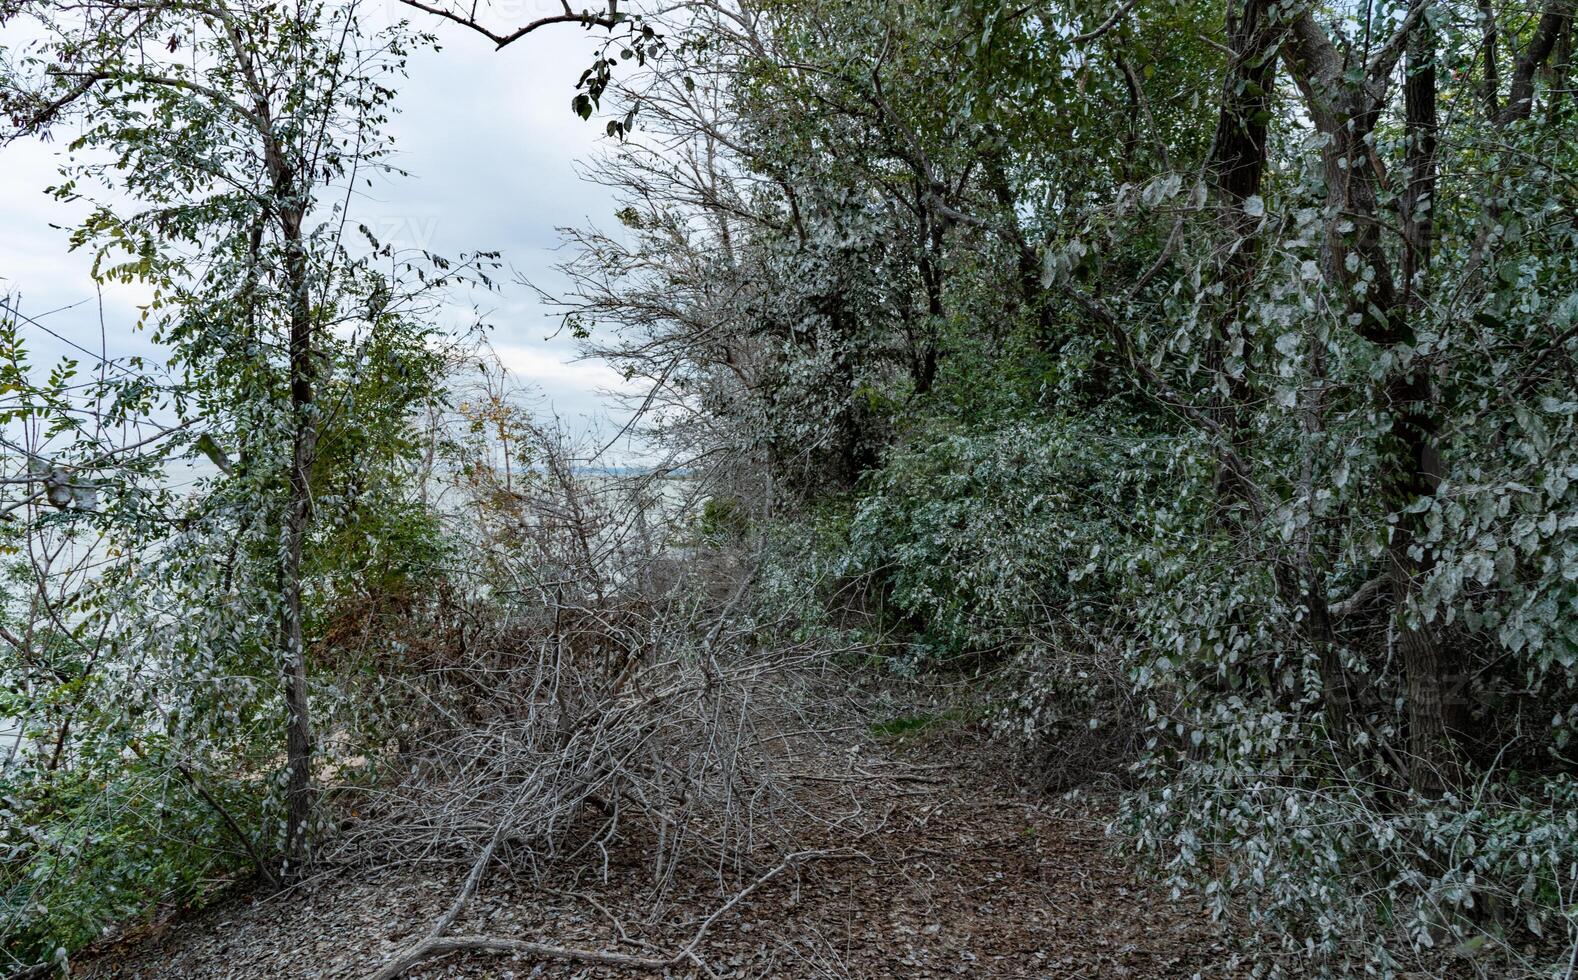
[559,0,1578,973]
[0,0,489,965]
[3,0,1577,975]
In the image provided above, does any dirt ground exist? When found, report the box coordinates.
[75,736,1243,980]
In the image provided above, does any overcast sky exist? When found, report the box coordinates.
[0,6,641,457]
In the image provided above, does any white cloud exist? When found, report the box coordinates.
[0,7,641,445]
[493,340,625,391]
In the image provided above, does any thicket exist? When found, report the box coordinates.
[558,0,1578,974]
[0,1,754,974]
[1,0,1577,976]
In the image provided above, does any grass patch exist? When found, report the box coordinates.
[868,707,967,740]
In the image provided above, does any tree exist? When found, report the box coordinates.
[2,0,479,873]
[552,0,1578,968]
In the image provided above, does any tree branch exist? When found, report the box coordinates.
[1072,0,1143,44]
[1497,0,1573,123]
[366,935,670,980]
[1366,0,1435,83]
[395,0,619,49]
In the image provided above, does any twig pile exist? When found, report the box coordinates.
[329,423,840,976]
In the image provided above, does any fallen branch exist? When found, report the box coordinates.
[675,849,832,963]
[365,935,670,980]
[364,849,841,979]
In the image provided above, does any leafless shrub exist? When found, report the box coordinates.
[325,360,846,976]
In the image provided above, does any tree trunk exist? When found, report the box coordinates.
[981,142,1053,348]
[1207,0,1278,504]
[1282,6,1465,792]
[1393,17,1463,796]
[280,205,317,867]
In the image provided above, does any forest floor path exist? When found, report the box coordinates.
[79,730,1242,979]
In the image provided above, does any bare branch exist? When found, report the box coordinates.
[395,0,620,49]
